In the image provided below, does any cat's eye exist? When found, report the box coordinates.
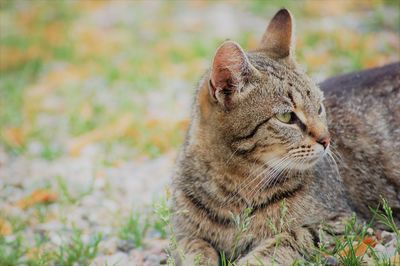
[276,112,293,123]
[318,104,323,115]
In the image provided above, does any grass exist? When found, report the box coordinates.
[229,207,254,261]
[0,235,25,266]
[293,198,400,266]
[1,188,398,265]
[218,198,399,266]
[56,175,94,204]
[55,228,102,266]
[118,211,150,249]
[0,228,102,266]
[1,0,398,158]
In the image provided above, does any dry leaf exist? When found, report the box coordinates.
[68,113,133,156]
[391,254,400,264]
[0,218,12,236]
[18,189,58,209]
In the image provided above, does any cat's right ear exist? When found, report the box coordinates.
[209,41,253,110]
[258,8,294,60]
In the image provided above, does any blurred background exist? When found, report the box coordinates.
[0,0,399,265]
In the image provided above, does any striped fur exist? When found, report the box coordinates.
[172,9,399,265]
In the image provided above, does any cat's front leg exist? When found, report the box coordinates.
[236,227,314,266]
[175,237,219,266]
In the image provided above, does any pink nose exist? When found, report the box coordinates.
[316,136,330,149]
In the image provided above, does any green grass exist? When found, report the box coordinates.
[56,175,94,204]
[1,191,398,265]
[118,211,150,249]
[153,196,171,239]
[0,228,102,266]
[294,198,399,266]
[55,228,102,266]
[0,235,25,266]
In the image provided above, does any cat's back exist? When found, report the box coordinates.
[321,62,400,114]
[320,62,400,223]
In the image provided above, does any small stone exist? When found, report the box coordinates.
[386,247,397,258]
[98,236,119,255]
[90,252,135,266]
[117,239,136,253]
[366,227,373,235]
[324,256,339,266]
[130,249,144,264]
[49,232,63,246]
[374,243,386,256]
[35,220,63,233]
[381,231,394,245]
[144,254,163,266]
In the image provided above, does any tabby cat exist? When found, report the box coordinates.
[172,9,400,265]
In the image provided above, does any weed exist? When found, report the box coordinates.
[55,228,102,266]
[118,211,150,249]
[230,207,254,261]
[0,235,25,266]
[153,196,170,239]
[371,197,399,241]
[56,175,93,204]
[267,199,290,235]
[154,188,187,265]
[40,143,63,161]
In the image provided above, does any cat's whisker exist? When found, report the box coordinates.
[326,149,342,182]
[328,141,343,161]
[242,156,291,205]
[249,156,293,201]
[219,155,284,208]
[265,157,293,189]
[225,147,240,165]
[264,160,290,188]
[248,160,294,207]
[221,155,268,206]
[232,156,286,203]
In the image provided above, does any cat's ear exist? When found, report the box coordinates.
[209,41,253,109]
[258,9,294,60]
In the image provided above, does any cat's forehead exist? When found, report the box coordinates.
[247,52,323,102]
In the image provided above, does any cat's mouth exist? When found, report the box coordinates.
[288,146,327,170]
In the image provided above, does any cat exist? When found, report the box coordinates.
[171,8,400,265]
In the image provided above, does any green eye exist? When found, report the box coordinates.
[276,112,293,123]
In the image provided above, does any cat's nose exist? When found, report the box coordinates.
[316,135,330,149]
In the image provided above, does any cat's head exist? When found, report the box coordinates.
[196,9,330,172]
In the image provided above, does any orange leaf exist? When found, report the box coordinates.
[2,127,25,147]
[363,236,376,247]
[0,218,12,236]
[339,242,368,258]
[18,189,58,209]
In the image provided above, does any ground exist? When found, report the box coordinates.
[0,1,399,265]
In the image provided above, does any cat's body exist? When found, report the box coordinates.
[172,9,399,265]
[321,62,400,222]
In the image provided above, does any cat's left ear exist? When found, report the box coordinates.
[209,41,255,110]
[258,9,294,61]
